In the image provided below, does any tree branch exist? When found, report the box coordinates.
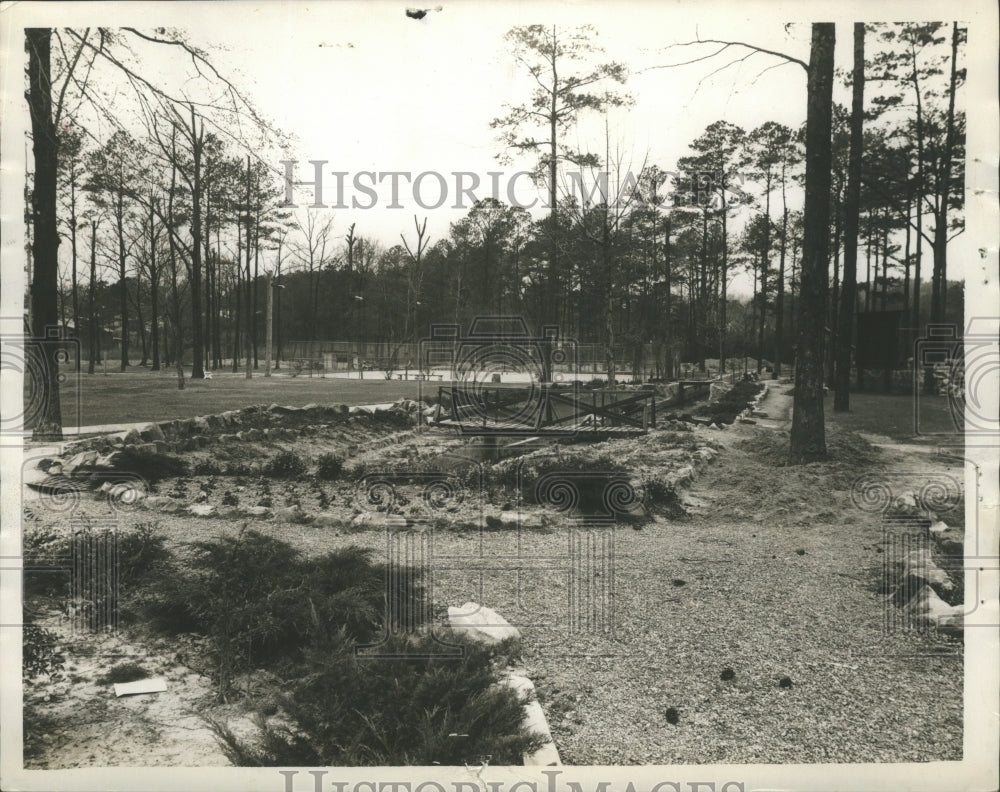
[658,37,808,72]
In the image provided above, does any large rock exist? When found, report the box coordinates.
[903,548,954,592]
[695,447,716,464]
[92,451,122,470]
[311,512,342,528]
[157,421,178,438]
[191,416,210,433]
[672,466,695,487]
[122,429,142,445]
[99,480,147,505]
[275,506,313,523]
[140,423,166,442]
[349,512,408,529]
[448,602,520,644]
[483,510,543,530]
[63,450,98,475]
[187,503,216,517]
[904,584,963,636]
[144,495,178,513]
[129,442,160,458]
[933,528,964,558]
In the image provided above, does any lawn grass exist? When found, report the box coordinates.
[823,390,960,443]
[41,367,427,428]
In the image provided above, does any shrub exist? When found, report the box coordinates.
[224,462,253,476]
[138,530,303,692]
[23,526,71,599]
[193,459,222,476]
[207,632,545,766]
[315,453,345,481]
[112,446,189,482]
[488,452,628,508]
[706,381,763,425]
[222,491,239,507]
[641,476,687,519]
[24,524,167,614]
[23,622,65,679]
[136,532,421,696]
[97,662,150,685]
[264,451,307,478]
[116,523,171,590]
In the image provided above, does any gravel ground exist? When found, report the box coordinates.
[22,385,963,766]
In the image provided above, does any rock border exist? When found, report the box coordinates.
[447,602,561,766]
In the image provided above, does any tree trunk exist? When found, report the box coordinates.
[149,198,161,371]
[214,235,223,369]
[790,23,834,463]
[189,107,205,379]
[774,166,788,378]
[88,220,98,375]
[26,28,63,439]
[757,174,771,374]
[931,21,960,323]
[827,191,842,388]
[834,23,864,411]
[245,157,254,379]
[167,154,185,389]
[203,188,213,369]
[116,187,129,371]
[880,220,889,311]
[135,279,148,366]
[70,171,80,372]
[663,212,673,380]
[253,208,261,368]
[910,41,925,344]
[542,24,559,385]
[720,176,729,374]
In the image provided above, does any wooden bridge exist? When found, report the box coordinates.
[430,383,658,437]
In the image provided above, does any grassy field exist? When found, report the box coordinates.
[31,366,961,437]
[46,367,427,428]
[824,391,960,443]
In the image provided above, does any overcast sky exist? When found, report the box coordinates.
[2,1,994,298]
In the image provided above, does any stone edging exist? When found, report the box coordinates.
[448,602,561,766]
